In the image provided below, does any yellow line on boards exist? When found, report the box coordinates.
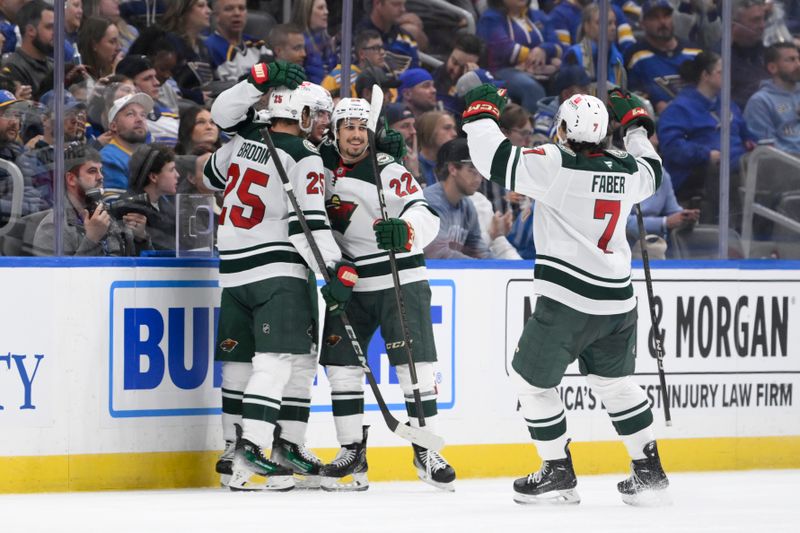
[1,436,798,494]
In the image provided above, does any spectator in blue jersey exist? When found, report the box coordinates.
[417,110,457,187]
[424,138,492,259]
[162,0,214,105]
[290,0,338,84]
[356,0,419,72]
[2,1,54,98]
[744,42,800,155]
[398,68,437,118]
[100,92,153,193]
[175,106,221,155]
[563,3,628,89]
[116,54,179,148]
[476,0,560,115]
[658,52,756,221]
[728,0,770,111]
[0,0,25,54]
[549,0,635,52]
[205,0,270,82]
[624,0,701,114]
[433,33,483,118]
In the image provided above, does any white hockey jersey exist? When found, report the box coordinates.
[204,80,341,288]
[464,119,662,315]
[319,143,439,292]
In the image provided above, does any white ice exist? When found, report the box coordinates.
[1,470,798,533]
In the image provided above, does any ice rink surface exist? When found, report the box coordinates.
[1,470,798,533]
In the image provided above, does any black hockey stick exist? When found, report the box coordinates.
[635,204,672,426]
[365,85,427,431]
[259,125,444,451]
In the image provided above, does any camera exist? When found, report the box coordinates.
[85,188,153,219]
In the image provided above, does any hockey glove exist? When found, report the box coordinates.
[321,261,358,316]
[247,61,307,92]
[376,125,407,159]
[462,84,508,125]
[607,88,655,136]
[373,218,415,252]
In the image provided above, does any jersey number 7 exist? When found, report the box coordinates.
[594,199,620,253]
[220,163,269,228]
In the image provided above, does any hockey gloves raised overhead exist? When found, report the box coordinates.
[376,126,407,159]
[607,89,655,136]
[321,261,358,316]
[248,61,307,92]
[462,84,508,125]
[373,218,415,253]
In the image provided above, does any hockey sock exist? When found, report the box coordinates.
[395,363,438,431]
[277,353,317,445]
[511,369,569,461]
[241,352,292,447]
[586,374,655,460]
[221,362,251,442]
[327,365,365,445]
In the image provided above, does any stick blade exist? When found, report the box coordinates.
[367,84,384,132]
[392,423,445,452]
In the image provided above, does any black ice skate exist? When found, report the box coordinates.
[272,437,323,489]
[413,444,456,492]
[513,440,580,505]
[618,441,670,506]
[228,438,295,492]
[320,426,369,492]
[215,423,241,487]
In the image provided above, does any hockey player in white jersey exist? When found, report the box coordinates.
[462,84,669,506]
[204,61,357,491]
[314,97,456,492]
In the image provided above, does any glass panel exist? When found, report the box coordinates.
[175,193,216,257]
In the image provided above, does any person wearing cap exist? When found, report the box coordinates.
[127,143,179,251]
[18,91,87,208]
[385,102,419,178]
[355,0,419,71]
[398,68,437,118]
[433,34,483,117]
[1,1,54,97]
[354,64,400,103]
[205,0,270,82]
[100,92,154,193]
[32,144,151,257]
[624,0,701,114]
[116,54,180,147]
[423,138,493,259]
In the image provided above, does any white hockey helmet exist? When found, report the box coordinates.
[554,93,609,145]
[267,82,334,133]
[331,97,371,145]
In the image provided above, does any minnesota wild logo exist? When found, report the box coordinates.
[326,194,357,233]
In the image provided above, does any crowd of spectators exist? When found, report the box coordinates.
[0,0,799,259]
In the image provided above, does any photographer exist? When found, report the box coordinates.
[127,143,179,251]
[32,146,151,256]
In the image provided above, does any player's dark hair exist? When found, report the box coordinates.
[678,51,720,84]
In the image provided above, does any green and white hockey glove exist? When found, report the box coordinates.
[321,261,358,316]
[607,88,655,136]
[373,218,415,252]
[247,61,307,92]
[462,84,508,125]
[376,126,407,159]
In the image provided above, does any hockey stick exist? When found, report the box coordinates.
[259,125,444,451]
[635,204,672,426]
[365,85,427,431]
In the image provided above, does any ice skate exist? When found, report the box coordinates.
[618,441,670,507]
[228,438,295,492]
[272,437,323,489]
[513,440,580,505]
[320,426,369,492]
[215,423,241,487]
[413,444,456,492]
